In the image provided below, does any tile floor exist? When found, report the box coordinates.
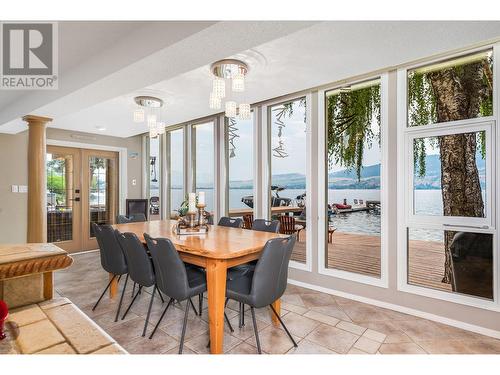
[54,251,500,354]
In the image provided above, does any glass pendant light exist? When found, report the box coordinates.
[209,92,222,109]
[238,103,251,120]
[225,101,237,118]
[232,72,245,92]
[212,78,226,99]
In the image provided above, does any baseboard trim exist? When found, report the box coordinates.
[288,278,500,340]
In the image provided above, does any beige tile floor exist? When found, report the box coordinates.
[54,251,500,354]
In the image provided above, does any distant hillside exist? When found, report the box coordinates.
[225,154,486,190]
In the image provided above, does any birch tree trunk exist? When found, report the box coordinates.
[427,61,486,285]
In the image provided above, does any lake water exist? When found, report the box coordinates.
[158,188,478,241]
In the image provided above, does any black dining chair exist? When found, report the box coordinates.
[144,233,234,353]
[143,234,207,353]
[116,213,147,224]
[225,235,298,354]
[251,219,280,233]
[228,218,281,327]
[91,223,129,322]
[218,216,243,228]
[115,230,165,337]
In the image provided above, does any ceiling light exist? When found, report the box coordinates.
[209,92,222,110]
[157,122,166,135]
[212,78,226,99]
[95,126,106,131]
[133,108,144,122]
[238,103,251,120]
[232,72,245,92]
[225,101,237,118]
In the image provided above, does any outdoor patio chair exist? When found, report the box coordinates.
[279,215,304,242]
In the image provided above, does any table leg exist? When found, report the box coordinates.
[109,272,118,299]
[206,259,227,354]
[43,272,53,300]
[270,299,281,326]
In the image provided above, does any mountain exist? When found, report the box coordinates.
[212,153,487,190]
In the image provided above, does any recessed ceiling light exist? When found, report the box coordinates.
[95,126,106,131]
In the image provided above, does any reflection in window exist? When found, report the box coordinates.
[270,98,307,263]
[325,79,382,277]
[194,122,214,213]
[413,132,486,218]
[407,50,493,127]
[149,136,160,220]
[46,152,73,243]
[407,228,493,299]
[89,156,116,236]
[169,128,184,217]
[227,114,254,222]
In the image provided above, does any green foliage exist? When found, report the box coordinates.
[409,54,492,176]
[326,83,380,180]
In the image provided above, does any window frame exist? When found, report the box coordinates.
[263,93,313,272]
[397,44,500,311]
[317,74,389,288]
[223,110,257,217]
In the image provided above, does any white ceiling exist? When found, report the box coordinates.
[1,21,500,137]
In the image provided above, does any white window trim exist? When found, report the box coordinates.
[263,94,312,272]
[405,121,494,228]
[397,43,500,311]
[317,74,389,288]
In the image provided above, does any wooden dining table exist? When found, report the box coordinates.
[111,219,285,354]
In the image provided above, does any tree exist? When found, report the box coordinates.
[326,51,493,288]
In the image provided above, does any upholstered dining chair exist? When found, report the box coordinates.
[251,219,280,233]
[115,230,165,337]
[229,218,281,327]
[218,216,243,228]
[225,235,298,354]
[91,223,129,322]
[143,234,208,353]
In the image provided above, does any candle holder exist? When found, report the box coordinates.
[197,203,210,230]
[186,211,197,228]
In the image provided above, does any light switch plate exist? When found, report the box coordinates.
[18,185,28,193]
[11,185,18,193]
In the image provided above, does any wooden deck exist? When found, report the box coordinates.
[291,230,451,292]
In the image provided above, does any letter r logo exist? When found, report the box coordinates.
[2,23,53,75]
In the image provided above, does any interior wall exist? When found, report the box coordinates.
[0,128,143,243]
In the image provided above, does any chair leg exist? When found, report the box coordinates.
[250,307,262,354]
[142,285,156,337]
[131,282,136,297]
[92,274,116,311]
[149,298,174,339]
[121,285,142,320]
[242,304,245,326]
[269,304,298,347]
[198,293,203,316]
[188,298,198,316]
[114,274,129,322]
[179,299,190,354]
[156,285,165,303]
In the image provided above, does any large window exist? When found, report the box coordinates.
[324,79,382,278]
[269,98,307,264]
[168,128,184,217]
[402,49,495,302]
[226,113,254,220]
[148,136,161,220]
[193,121,215,213]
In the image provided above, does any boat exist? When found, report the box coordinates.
[241,185,295,208]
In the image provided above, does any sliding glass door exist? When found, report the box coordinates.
[168,128,185,217]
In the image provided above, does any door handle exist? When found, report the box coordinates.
[69,197,80,202]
